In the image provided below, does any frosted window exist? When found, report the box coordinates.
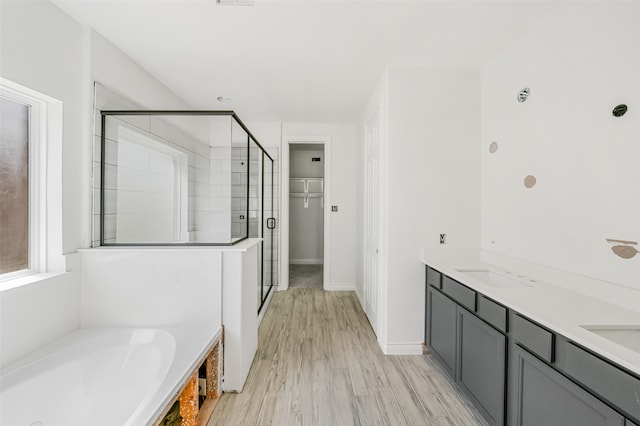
[0,97,29,274]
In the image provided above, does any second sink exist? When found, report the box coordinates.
[581,325,640,354]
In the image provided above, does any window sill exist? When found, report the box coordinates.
[0,272,69,293]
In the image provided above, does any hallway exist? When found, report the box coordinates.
[210,289,486,425]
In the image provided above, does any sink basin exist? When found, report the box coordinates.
[455,269,533,288]
[581,326,640,353]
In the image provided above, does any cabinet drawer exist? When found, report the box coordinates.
[477,295,507,333]
[442,276,476,312]
[512,314,554,363]
[426,266,441,289]
[562,342,640,421]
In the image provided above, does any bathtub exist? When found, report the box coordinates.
[0,326,220,426]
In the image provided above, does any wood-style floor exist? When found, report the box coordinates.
[209,289,486,426]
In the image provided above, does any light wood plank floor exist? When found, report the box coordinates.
[209,289,487,426]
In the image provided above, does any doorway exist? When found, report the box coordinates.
[288,144,324,288]
[280,136,331,291]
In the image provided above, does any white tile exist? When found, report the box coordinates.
[103,189,118,215]
[103,214,117,240]
[194,154,209,171]
[118,142,150,171]
[104,139,118,166]
[122,115,150,132]
[231,161,247,173]
[149,116,184,146]
[149,153,174,175]
[93,135,102,163]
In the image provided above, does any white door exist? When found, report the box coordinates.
[364,107,380,334]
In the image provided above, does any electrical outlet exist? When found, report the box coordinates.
[331,206,338,212]
[440,234,446,244]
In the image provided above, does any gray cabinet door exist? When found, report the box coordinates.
[427,286,457,377]
[458,308,506,426]
[510,345,625,426]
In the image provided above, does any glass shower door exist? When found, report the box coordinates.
[261,155,275,312]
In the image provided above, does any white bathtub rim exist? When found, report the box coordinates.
[0,324,222,426]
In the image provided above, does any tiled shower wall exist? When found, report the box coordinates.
[92,83,224,246]
[231,144,249,239]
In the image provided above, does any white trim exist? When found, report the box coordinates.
[382,342,424,356]
[280,135,331,292]
[324,282,356,291]
[289,258,323,265]
[117,126,189,242]
[0,78,64,284]
[355,284,365,312]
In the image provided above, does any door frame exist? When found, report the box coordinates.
[280,135,331,291]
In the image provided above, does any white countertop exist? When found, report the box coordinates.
[421,248,640,376]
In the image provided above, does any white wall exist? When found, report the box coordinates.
[0,272,81,368]
[290,147,324,178]
[246,122,282,149]
[90,30,191,111]
[481,2,640,290]
[221,243,259,392]
[282,123,360,289]
[0,0,85,368]
[383,67,482,350]
[80,249,222,328]
[0,1,211,367]
[1,0,87,254]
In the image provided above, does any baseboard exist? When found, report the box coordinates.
[324,282,356,291]
[355,287,364,308]
[382,342,424,355]
[289,259,323,265]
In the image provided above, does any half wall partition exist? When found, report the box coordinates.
[98,111,276,312]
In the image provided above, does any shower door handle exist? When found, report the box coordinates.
[267,218,276,230]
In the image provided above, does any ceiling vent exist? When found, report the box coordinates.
[217,0,254,6]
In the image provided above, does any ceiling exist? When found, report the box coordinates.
[52,0,564,123]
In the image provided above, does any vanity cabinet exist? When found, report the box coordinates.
[426,277,506,426]
[424,265,640,426]
[458,308,506,425]
[510,344,624,426]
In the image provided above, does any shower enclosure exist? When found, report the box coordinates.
[98,111,276,312]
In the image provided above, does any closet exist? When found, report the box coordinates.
[288,144,324,288]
